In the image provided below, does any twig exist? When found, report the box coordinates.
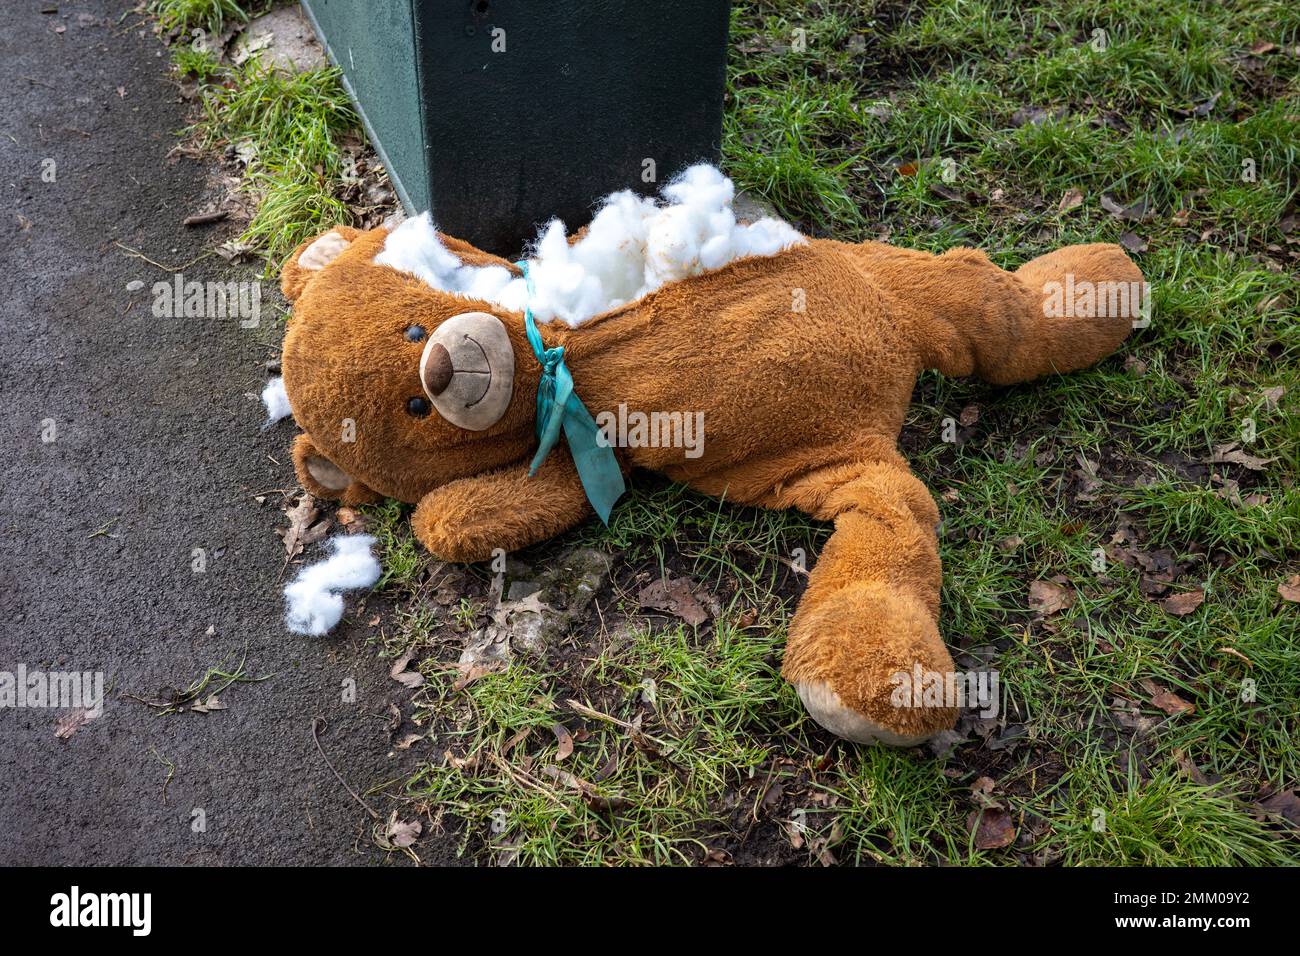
[311,717,380,820]
[148,747,176,804]
[184,210,229,227]
[565,698,672,750]
[113,240,212,273]
[86,518,120,539]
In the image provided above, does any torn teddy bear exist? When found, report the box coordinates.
[274,164,1144,745]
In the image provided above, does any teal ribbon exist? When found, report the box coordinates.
[517,261,625,524]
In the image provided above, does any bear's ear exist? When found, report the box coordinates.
[291,433,382,506]
[281,226,364,302]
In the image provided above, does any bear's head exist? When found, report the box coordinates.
[278,226,540,506]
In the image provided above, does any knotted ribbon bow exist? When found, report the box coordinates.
[517,261,625,524]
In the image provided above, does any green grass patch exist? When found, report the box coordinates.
[155,0,1300,864]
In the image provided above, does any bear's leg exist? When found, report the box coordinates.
[773,458,958,745]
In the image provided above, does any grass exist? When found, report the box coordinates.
[149,0,251,35]
[155,7,361,266]
[158,0,1300,864]
[194,58,358,262]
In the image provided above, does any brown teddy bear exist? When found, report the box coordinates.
[275,166,1144,745]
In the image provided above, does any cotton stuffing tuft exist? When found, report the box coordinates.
[284,534,381,636]
[372,164,804,327]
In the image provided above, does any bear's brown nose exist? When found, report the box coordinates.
[421,342,453,396]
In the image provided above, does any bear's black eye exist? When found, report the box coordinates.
[406,396,431,418]
[404,325,426,342]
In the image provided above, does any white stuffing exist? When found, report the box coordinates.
[261,376,292,424]
[373,164,805,328]
[284,534,381,636]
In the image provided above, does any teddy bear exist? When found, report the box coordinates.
[274,165,1144,745]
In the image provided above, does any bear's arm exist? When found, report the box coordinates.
[411,451,593,562]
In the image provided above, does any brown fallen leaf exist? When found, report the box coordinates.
[1257,790,1300,826]
[582,791,633,813]
[968,807,1016,849]
[451,662,499,691]
[1162,588,1205,616]
[1119,230,1148,254]
[551,722,574,761]
[394,733,423,750]
[1101,193,1149,221]
[278,494,331,557]
[444,749,479,771]
[54,709,92,741]
[1151,689,1195,715]
[1209,442,1276,472]
[958,404,980,427]
[637,575,710,626]
[539,764,633,813]
[895,161,918,176]
[1029,579,1074,616]
[189,694,226,714]
[386,811,422,848]
[1278,575,1300,603]
[389,651,425,689]
[1057,188,1084,212]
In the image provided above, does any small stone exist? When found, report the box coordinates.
[125,279,144,292]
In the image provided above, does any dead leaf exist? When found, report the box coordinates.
[1162,589,1205,616]
[54,709,91,740]
[389,651,425,689]
[895,161,918,176]
[190,694,226,714]
[968,808,1016,849]
[278,494,330,557]
[1151,688,1196,715]
[930,182,966,204]
[1278,575,1300,603]
[958,404,980,427]
[1257,790,1300,825]
[444,749,479,771]
[637,575,711,626]
[1029,580,1074,616]
[394,733,423,750]
[551,723,574,761]
[1250,41,1277,56]
[1057,188,1084,212]
[385,812,421,848]
[1209,442,1276,471]
[1260,386,1285,410]
[1100,193,1149,221]
[1191,91,1221,118]
[1119,230,1148,254]
[582,791,633,813]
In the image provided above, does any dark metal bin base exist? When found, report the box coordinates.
[303,0,730,256]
